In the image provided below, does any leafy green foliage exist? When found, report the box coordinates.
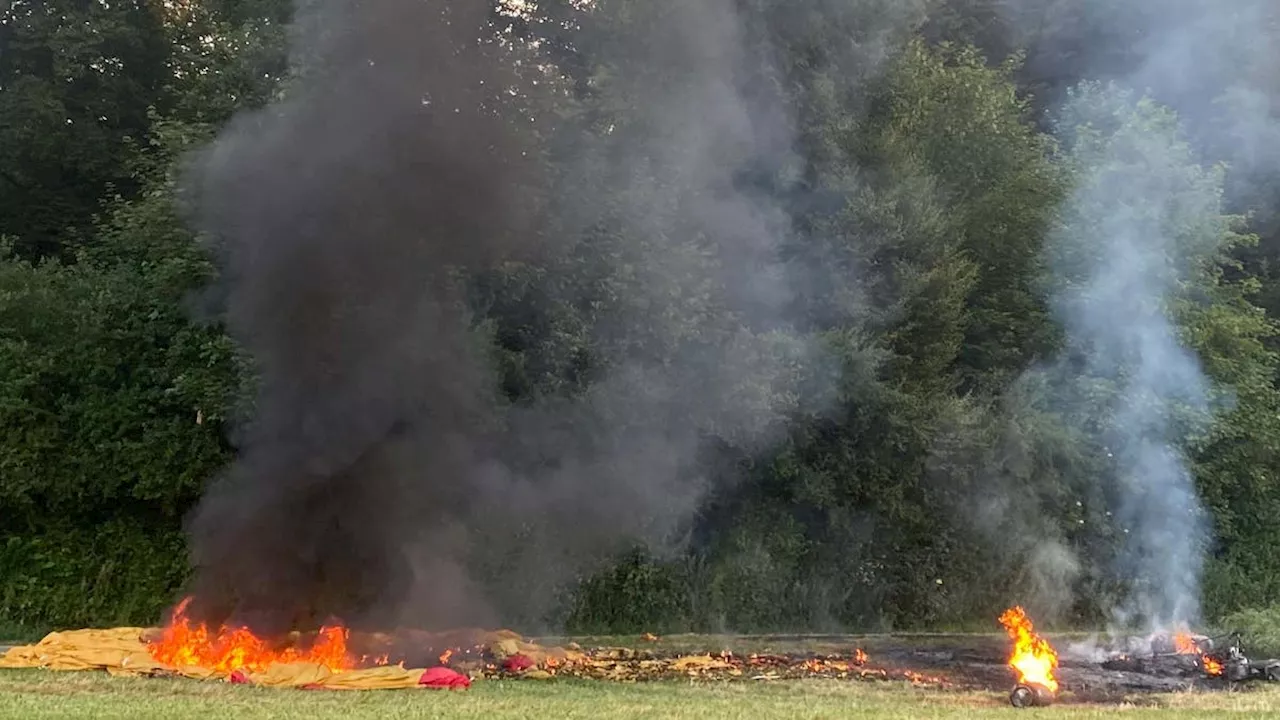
[564,550,696,634]
[872,42,1067,392]
[0,129,239,528]
[681,34,1075,631]
[0,0,169,258]
[0,0,288,260]
[0,522,189,630]
[1219,606,1280,659]
[0,116,241,629]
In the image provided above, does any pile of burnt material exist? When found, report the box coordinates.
[1099,632,1280,683]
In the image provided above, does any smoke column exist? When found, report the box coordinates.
[1049,85,1218,628]
[181,0,821,632]
[182,0,548,633]
[1018,0,1279,629]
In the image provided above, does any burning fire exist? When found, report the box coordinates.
[147,597,362,674]
[1173,631,1200,655]
[999,606,1059,693]
[1170,628,1221,676]
[1202,655,1224,676]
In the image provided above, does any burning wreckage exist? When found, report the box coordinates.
[1,598,1278,705]
[1098,630,1280,684]
[994,607,1280,708]
[1001,606,1060,707]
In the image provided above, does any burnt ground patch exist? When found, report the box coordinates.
[527,633,1277,706]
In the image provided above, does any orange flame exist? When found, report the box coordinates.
[1173,631,1200,655]
[1169,628,1221,674]
[147,597,357,674]
[1202,655,1223,676]
[999,606,1059,693]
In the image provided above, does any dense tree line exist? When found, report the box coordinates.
[2,0,1279,633]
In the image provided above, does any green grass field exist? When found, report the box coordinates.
[3,669,1280,719]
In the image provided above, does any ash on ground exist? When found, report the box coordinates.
[867,630,1280,704]
[349,629,1278,705]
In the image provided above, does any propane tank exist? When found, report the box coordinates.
[1009,683,1055,708]
[1225,646,1252,682]
[1227,656,1251,682]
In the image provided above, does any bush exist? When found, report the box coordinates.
[0,520,189,631]
[1219,606,1280,659]
[562,550,693,634]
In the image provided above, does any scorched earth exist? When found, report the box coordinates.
[2,601,1278,711]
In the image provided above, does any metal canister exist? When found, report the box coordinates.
[1009,683,1055,708]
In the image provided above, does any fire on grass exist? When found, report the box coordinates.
[142,596,886,682]
[144,605,874,680]
[147,597,382,674]
[11,592,1271,698]
[1,593,977,691]
[1000,606,1060,708]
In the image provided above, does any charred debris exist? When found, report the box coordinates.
[1100,632,1280,683]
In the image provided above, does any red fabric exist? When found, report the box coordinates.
[229,670,251,685]
[418,667,471,689]
[502,654,534,673]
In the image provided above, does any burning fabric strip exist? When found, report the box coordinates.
[0,628,470,690]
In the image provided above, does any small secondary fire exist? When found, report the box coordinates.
[999,606,1059,708]
[1203,654,1224,677]
[1162,628,1280,682]
[1101,628,1280,683]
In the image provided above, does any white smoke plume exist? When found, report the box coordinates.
[1010,0,1278,631]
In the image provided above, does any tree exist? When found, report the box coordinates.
[0,0,170,258]
[692,38,1066,629]
[0,0,290,261]
[0,118,243,629]
[868,41,1067,392]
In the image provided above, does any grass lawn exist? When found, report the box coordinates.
[3,669,1280,719]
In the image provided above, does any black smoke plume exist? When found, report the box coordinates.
[181,0,826,633]
[184,0,547,633]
